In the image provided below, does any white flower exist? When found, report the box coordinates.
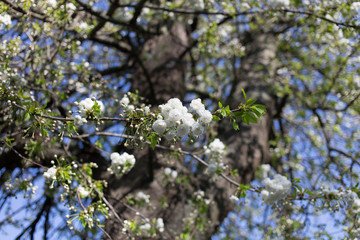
[127,105,135,112]
[167,98,183,109]
[78,186,89,198]
[74,115,87,126]
[109,152,136,175]
[261,174,291,205]
[353,199,360,214]
[190,98,205,112]
[137,191,150,203]
[144,106,150,115]
[78,98,104,116]
[191,122,204,136]
[194,190,205,200]
[152,119,167,134]
[164,167,172,175]
[170,170,178,179]
[207,163,217,174]
[268,0,290,7]
[140,223,151,231]
[111,152,125,165]
[198,109,213,124]
[176,124,190,138]
[205,138,225,160]
[120,96,130,107]
[156,218,164,232]
[230,195,239,203]
[165,130,176,141]
[43,167,57,180]
[78,22,88,31]
[351,2,360,14]
[66,3,76,11]
[0,14,11,26]
[47,0,57,7]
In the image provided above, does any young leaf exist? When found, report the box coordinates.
[241,88,247,101]
[246,98,256,106]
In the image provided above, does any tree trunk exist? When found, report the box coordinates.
[105,24,278,239]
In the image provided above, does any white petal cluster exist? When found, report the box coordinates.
[108,152,136,176]
[230,195,239,203]
[0,14,11,26]
[73,115,87,127]
[43,166,57,180]
[78,97,104,116]
[351,2,360,14]
[47,0,57,7]
[78,22,88,31]
[204,138,226,174]
[152,98,212,140]
[164,167,178,179]
[136,191,150,204]
[268,0,290,7]
[139,222,151,231]
[261,174,291,205]
[78,186,90,198]
[120,95,130,107]
[258,164,273,180]
[156,218,165,232]
[194,190,205,200]
[190,98,213,124]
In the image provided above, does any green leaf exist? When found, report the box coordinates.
[252,104,266,115]
[218,101,223,108]
[246,113,258,123]
[241,113,250,125]
[213,115,221,121]
[246,98,256,106]
[232,119,239,130]
[241,88,247,101]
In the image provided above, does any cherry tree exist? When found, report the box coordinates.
[0,0,359,239]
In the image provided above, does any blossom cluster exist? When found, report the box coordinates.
[43,166,57,180]
[268,0,290,7]
[152,98,212,141]
[136,191,150,204]
[164,167,178,179]
[204,138,226,174]
[261,174,291,205]
[76,97,104,119]
[124,217,165,236]
[4,178,38,198]
[0,14,11,26]
[108,152,136,176]
[78,186,90,198]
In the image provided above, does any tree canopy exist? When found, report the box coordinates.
[0,0,360,239]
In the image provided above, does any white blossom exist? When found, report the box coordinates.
[152,119,167,134]
[137,191,150,204]
[43,167,57,180]
[47,0,57,7]
[261,174,291,205]
[139,222,151,232]
[230,195,239,203]
[109,152,136,175]
[0,14,11,26]
[120,96,130,107]
[78,97,104,116]
[268,0,290,7]
[190,98,205,112]
[73,115,87,126]
[156,218,165,232]
[78,186,89,198]
[198,109,213,124]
